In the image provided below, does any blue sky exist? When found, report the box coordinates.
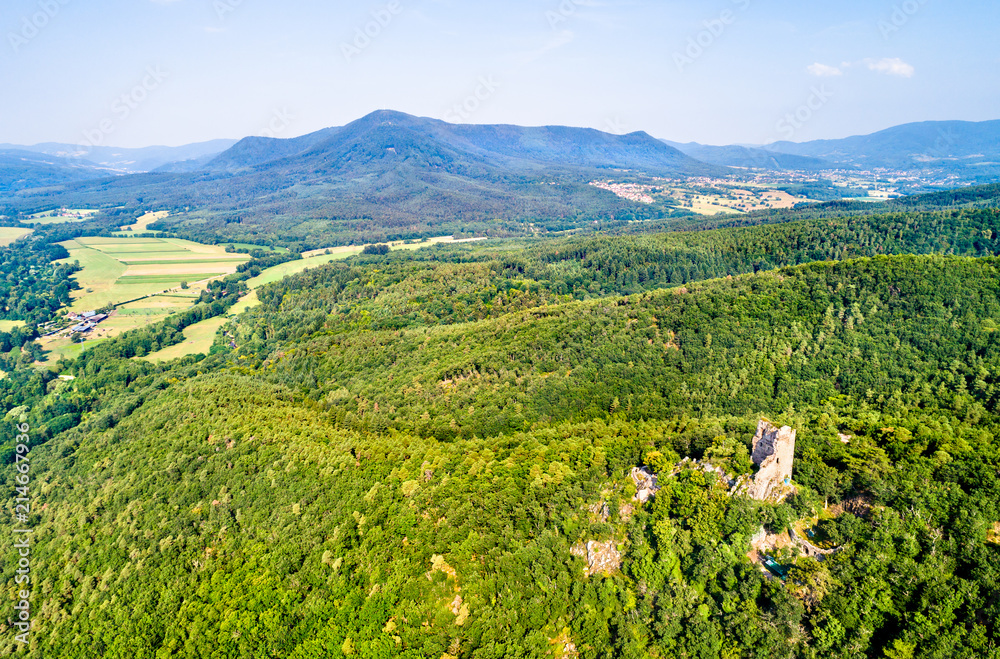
[2,0,998,147]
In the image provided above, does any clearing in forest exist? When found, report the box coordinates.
[25,208,99,225]
[142,316,230,362]
[117,210,170,235]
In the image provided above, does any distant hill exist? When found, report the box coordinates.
[201,110,711,176]
[0,149,110,194]
[0,139,238,174]
[198,129,342,173]
[762,119,1000,177]
[2,111,717,247]
[662,141,839,171]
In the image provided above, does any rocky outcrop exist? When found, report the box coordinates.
[571,540,622,576]
[631,467,659,502]
[747,420,796,502]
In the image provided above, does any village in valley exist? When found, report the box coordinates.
[588,166,932,218]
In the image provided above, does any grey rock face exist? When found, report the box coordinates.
[748,420,796,501]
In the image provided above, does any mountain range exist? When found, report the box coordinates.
[192,110,710,177]
[0,139,238,174]
[0,111,716,247]
[3,113,1000,248]
[7,116,1000,181]
[667,120,1000,178]
[0,149,111,194]
[660,141,838,171]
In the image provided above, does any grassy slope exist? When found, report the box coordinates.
[246,252,357,288]
[142,315,228,362]
[123,210,169,232]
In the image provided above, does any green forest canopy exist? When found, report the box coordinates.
[0,200,999,657]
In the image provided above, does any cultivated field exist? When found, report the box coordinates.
[0,227,33,245]
[57,236,249,312]
[227,290,259,316]
[36,294,204,366]
[48,234,489,362]
[38,336,108,364]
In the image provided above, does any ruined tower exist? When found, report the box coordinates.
[748,419,796,501]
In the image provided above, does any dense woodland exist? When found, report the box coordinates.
[0,193,999,657]
[0,236,77,325]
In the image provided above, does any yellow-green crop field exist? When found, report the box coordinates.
[57,237,249,312]
[0,227,33,246]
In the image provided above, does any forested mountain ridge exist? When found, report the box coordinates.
[0,139,239,174]
[762,119,1000,178]
[199,127,343,173]
[0,150,111,193]
[233,250,1000,438]
[662,141,838,171]
[0,111,717,248]
[660,120,1000,181]
[2,201,1000,656]
[205,110,713,176]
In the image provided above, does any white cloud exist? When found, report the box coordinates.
[807,63,843,77]
[865,57,915,77]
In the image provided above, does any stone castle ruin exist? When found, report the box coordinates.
[630,467,659,503]
[746,419,796,502]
